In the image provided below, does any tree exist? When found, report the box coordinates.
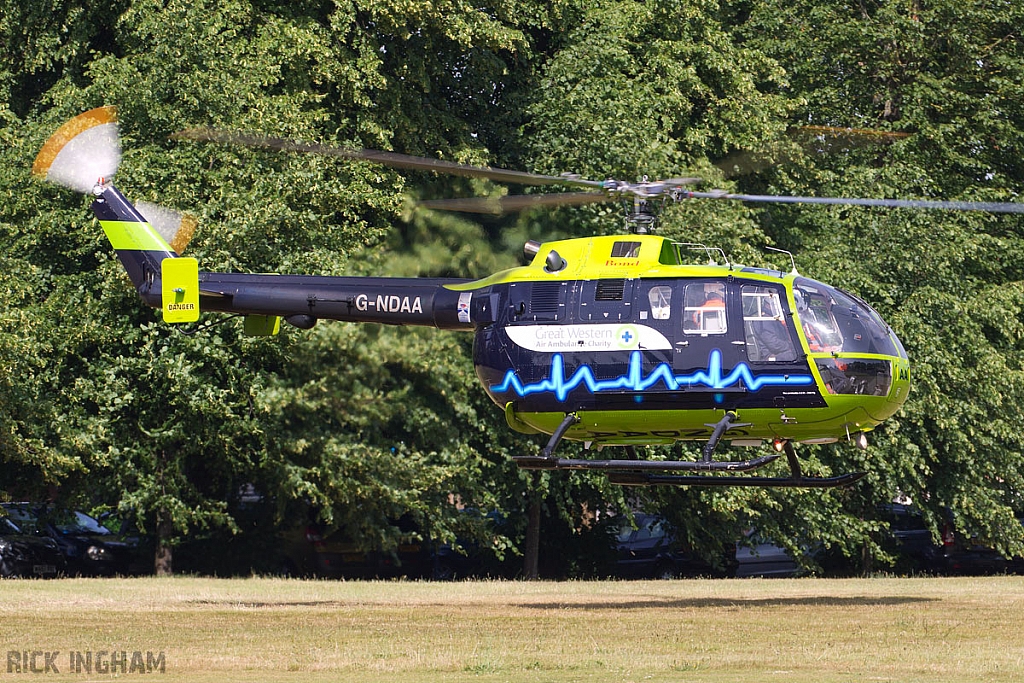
[4,0,1024,577]
[0,0,568,573]
[740,0,1024,559]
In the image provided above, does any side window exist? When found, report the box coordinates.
[742,285,797,362]
[646,285,672,320]
[683,282,727,335]
[794,283,844,353]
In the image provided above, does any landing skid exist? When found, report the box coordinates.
[514,453,780,473]
[606,471,866,488]
[513,412,866,489]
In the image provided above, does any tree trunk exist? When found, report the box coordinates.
[860,541,873,577]
[523,474,541,580]
[154,514,174,577]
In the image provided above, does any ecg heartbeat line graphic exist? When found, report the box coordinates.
[491,350,814,402]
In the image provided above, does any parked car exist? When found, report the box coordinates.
[274,509,438,581]
[0,504,134,576]
[734,528,811,578]
[0,513,65,578]
[279,505,518,580]
[743,505,1024,577]
[612,514,725,579]
[307,530,434,579]
[877,503,1024,575]
[874,503,947,574]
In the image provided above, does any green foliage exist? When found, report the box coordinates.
[2,0,1024,574]
[740,0,1024,558]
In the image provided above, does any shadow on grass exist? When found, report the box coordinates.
[184,595,937,611]
[515,596,936,610]
[186,599,353,608]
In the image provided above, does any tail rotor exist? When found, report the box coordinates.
[33,106,198,255]
[32,106,121,194]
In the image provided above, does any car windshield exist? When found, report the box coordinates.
[616,516,665,543]
[48,510,112,536]
[2,506,43,534]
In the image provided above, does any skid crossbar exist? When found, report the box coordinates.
[516,414,865,488]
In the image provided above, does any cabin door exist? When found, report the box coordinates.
[673,279,745,378]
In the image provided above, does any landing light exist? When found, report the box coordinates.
[772,439,786,452]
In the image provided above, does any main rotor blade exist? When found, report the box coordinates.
[688,191,1024,214]
[794,125,912,142]
[418,192,612,214]
[173,128,608,190]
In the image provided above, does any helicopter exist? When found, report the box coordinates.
[31,107,1024,488]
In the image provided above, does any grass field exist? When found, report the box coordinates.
[2,576,1023,682]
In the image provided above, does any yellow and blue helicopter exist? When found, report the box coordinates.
[32,108,1024,488]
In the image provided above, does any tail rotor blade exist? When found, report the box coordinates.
[33,106,121,193]
[136,201,199,254]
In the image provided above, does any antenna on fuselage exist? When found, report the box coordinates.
[766,246,798,275]
[678,242,731,269]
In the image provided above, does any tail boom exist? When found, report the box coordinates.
[195,273,476,330]
[91,185,478,330]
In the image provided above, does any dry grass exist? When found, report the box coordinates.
[3,576,1024,682]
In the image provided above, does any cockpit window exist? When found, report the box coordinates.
[795,285,843,353]
[794,278,900,356]
[683,282,727,335]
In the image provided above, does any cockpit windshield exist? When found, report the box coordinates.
[793,278,903,358]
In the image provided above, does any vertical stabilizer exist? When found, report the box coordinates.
[92,185,178,308]
[34,107,199,312]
